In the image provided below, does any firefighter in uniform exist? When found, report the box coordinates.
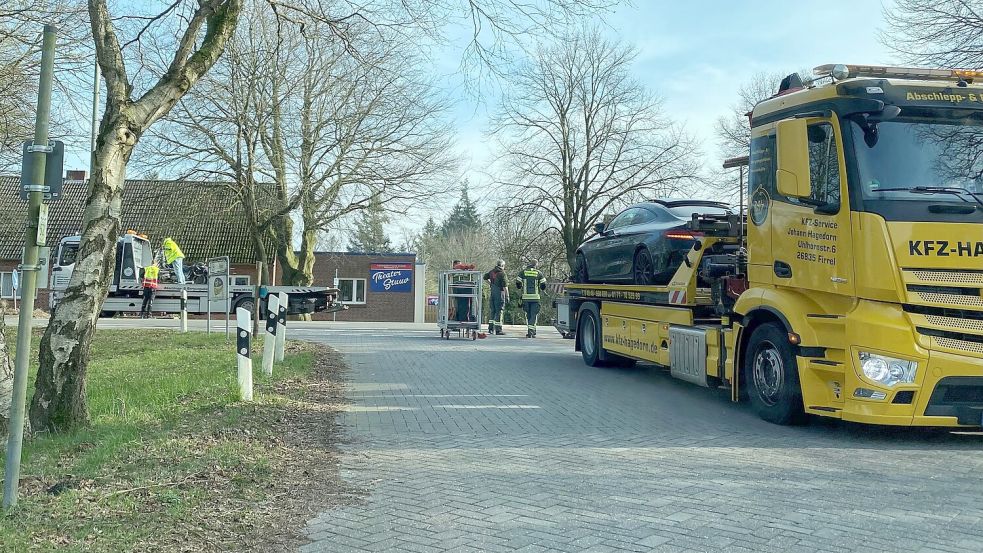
[483,259,508,335]
[140,263,160,318]
[515,259,547,338]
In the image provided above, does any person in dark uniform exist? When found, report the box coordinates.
[515,259,547,338]
[483,259,508,335]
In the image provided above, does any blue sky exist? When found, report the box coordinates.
[445,0,897,213]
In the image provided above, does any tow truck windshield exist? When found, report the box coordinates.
[850,106,983,222]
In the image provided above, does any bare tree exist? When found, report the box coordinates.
[0,0,88,169]
[492,27,699,273]
[147,6,456,286]
[489,211,566,279]
[881,1,983,68]
[714,72,782,161]
[29,0,244,432]
[0,10,34,169]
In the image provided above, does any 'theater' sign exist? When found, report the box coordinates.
[369,263,413,293]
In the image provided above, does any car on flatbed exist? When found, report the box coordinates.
[573,199,732,285]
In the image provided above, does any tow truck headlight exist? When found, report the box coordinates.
[858,352,917,387]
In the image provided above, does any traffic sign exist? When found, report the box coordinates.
[19,139,64,200]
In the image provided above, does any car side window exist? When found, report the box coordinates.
[632,208,657,225]
[607,209,637,230]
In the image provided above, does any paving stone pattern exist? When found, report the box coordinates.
[296,325,983,553]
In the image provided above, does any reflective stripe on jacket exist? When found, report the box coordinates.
[162,238,184,263]
[142,265,160,289]
[515,269,546,301]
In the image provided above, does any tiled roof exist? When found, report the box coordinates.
[0,176,276,263]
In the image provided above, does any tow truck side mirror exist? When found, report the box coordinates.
[775,118,812,199]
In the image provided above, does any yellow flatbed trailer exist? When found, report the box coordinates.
[558,64,983,428]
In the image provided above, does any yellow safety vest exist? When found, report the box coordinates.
[516,269,546,301]
[143,265,160,288]
[162,238,184,263]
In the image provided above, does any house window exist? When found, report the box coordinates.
[1,272,20,299]
[337,278,366,304]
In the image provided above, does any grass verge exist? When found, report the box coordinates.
[1,328,351,552]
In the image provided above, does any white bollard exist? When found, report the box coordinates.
[180,289,188,333]
[262,294,278,377]
[236,307,253,401]
[275,292,288,362]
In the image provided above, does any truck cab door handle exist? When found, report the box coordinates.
[774,261,792,278]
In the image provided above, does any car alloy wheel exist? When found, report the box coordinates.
[633,249,655,285]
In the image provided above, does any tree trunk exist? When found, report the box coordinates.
[0,301,15,437]
[29,127,133,432]
[565,240,578,277]
[241,182,272,284]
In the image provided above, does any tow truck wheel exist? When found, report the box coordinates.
[745,322,806,425]
[579,308,605,367]
[234,296,255,315]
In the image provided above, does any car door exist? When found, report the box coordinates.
[607,207,659,279]
[589,208,639,279]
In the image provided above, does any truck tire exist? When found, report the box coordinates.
[578,307,605,367]
[578,304,637,368]
[233,296,255,315]
[745,322,806,425]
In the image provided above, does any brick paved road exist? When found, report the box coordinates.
[294,324,983,553]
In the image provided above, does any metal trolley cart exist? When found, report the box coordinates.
[437,270,483,340]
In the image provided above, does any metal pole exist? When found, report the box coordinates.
[332,268,338,322]
[225,278,230,342]
[206,278,212,336]
[180,289,188,333]
[4,24,56,510]
[739,165,746,251]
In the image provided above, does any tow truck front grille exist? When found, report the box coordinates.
[924,315,983,333]
[916,327,983,354]
[907,285,983,308]
[908,269,983,285]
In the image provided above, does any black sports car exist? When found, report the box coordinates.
[574,199,733,285]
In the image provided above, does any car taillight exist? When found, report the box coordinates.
[663,229,702,240]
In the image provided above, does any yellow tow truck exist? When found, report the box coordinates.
[556,64,983,427]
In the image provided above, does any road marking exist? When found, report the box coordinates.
[353,394,530,398]
[341,406,418,412]
[433,405,541,409]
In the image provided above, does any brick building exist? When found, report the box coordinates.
[0,175,424,321]
[310,252,422,322]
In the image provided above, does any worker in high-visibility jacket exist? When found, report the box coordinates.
[515,259,547,338]
[162,237,186,284]
[140,263,160,318]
